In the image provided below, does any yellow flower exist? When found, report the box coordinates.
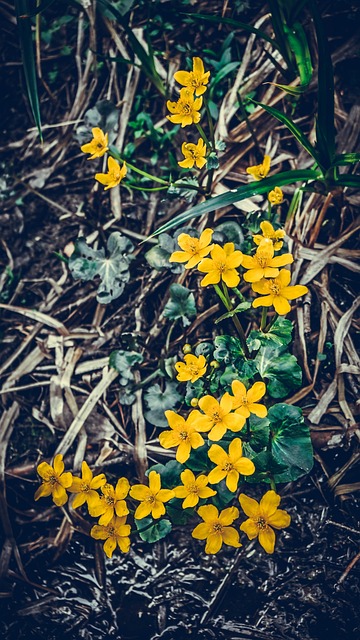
[239,490,291,554]
[242,238,293,283]
[268,187,284,206]
[178,138,207,169]
[89,478,130,525]
[226,380,267,419]
[159,411,205,463]
[252,269,309,315]
[253,221,286,251]
[191,394,245,441]
[91,515,130,558]
[34,454,73,507]
[167,87,203,127]
[208,438,255,492]
[246,155,271,180]
[69,461,107,510]
[95,157,127,190]
[198,243,243,288]
[175,353,207,383]
[80,127,109,160]
[192,505,241,554]
[169,229,214,269]
[129,470,175,519]
[174,469,216,508]
[174,57,210,96]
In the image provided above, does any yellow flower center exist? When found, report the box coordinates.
[186,239,199,253]
[212,522,224,533]
[255,516,267,530]
[256,251,270,268]
[269,282,281,295]
[216,261,227,273]
[146,495,156,504]
[188,364,200,375]
[81,482,90,492]
[107,526,115,536]
[223,462,234,472]
[179,430,189,441]
[105,495,115,506]
[187,483,200,495]
[181,102,192,114]
[49,475,57,486]
[240,395,248,406]
[211,411,221,423]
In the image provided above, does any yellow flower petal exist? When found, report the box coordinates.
[219,506,239,526]
[53,454,64,476]
[72,493,86,509]
[239,493,259,518]
[222,526,242,548]
[192,522,211,540]
[90,525,108,540]
[205,532,223,554]
[267,509,291,529]
[260,490,281,517]
[129,484,150,501]
[198,504,219,522]
[104,537,117,558]
[273,296,291,315]
[134,501,153,519]
[151,500,166,519]
[52,484,68,507]
[258,527,276,554]
[226,469,239,492]
[240,518,259,539]
[34,483,52,500]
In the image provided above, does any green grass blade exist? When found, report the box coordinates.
[182,12,282,52]
[334,175,360,189]
[267,0,296,76]
[96,0,166,96]
[15,0,42,141]
[149,170,321,239]
[17,0,58,17]
[332,153,360,167]
[253,100,322,167]
[310,3,335,169]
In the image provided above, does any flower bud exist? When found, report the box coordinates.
[182,343,192,355]
[210,360,220,369]
[190,398,199,407]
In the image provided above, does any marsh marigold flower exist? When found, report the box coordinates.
[191,394,245,441]
[252,269,309,315]
[208,439,255,492]
[268,187,284,206]
[198,243,243,288]
[69,461,106,510]
[239,490,291,554]
[242,238,293,283]
[253,221,285,251]
[226,380,267,419]
[159,410,205,463]
[167,87,203,127]
[174,57,210,96]
[89,478,130,525]
[174,469,216,508]
[95,157,127,190]
[246,155,271,180]
[170,229,213,269]
[81,127,109,160]
[91,515,130,558]
[192,505,241,554]
[178,138,207,169]
[130,470,175,519]
[175,353,207,383]
[34,454,73,507]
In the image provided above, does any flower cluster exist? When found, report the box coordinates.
[170,222,308,315]
[80,127,126,190]
[167,57,210,169]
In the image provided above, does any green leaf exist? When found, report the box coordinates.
[213,221,244,246]
[165,500,196,525]
[331,153,360,167]
[15,0,42,141]
[135,517,172,543]
[149,170,321,238]
[212,479,234,509]
[109,349,143,386]
[75,99,119,146]
[254,101,321,167]
[144,382,182,427]
[185,379,205,405]
[183,12,281,50]
[69,232,134,304]
[243,449,288,484]
[206,152,220,170]
[213,335,244,364]
[268,403,313,482]
[255,346,302,398]
[118,386,136,406]
[215,301,252,324]
[247,317,293,352]
[186,443,212,474]
[147,460,183,489]
[248,414,270,451]
[167,177,199,202]
[333,175,360,189]
[163,284,197,327]
[194,342,214,358]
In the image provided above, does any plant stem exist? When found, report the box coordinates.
[265,312,278,333]
[204,99,215,149]
[195,123,212,149]
[124,183,169,192]
[109,145,169,185]
[213,283,250,359]
[260,307,268,331]
[269,476,277,492]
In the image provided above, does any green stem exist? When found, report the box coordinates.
[265,312,278,333]
[269,475,277,492]
[124,182,169,192]
[204,99,215,149]
[214,282,250,359]
[195,123,212,149]
[260,307,267,331]
[134,369,159,390]
[165,321,176,352]
[109,145,169,185]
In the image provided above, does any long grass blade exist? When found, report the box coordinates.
[310,3,335,169]
[334,175,360,189]
[267,0,295,75]
[253,101,322,167]
[149,170,321,238]
[15,0,42,141]
[332,154,360,167]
